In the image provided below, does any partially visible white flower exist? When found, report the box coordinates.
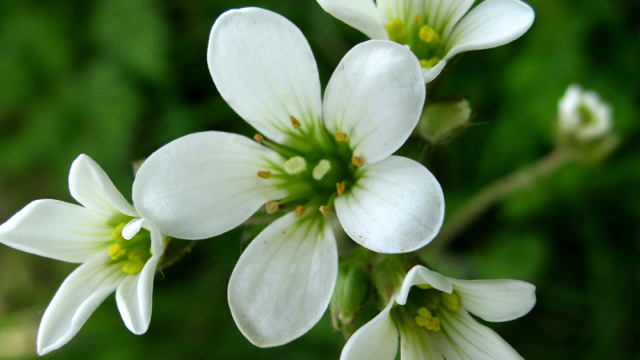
[558,84,612,141]
[341,265,536,360]
[317,0,535,82]
[0,155,166,355]
[132,8,444,348]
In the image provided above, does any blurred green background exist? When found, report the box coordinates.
[0,0,639,359]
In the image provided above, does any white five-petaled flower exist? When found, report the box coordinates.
[317,0,535,82]
[342,265,536,360]
[558,84,612,141]
[0,155,166,355]
[132,7,445,347]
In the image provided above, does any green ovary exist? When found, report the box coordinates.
[108,222,152,275]
[385,16,444,69]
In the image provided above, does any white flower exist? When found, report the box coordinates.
[132,7,445,347]
[342,265,536,360]
[317,0,535,82]
[0,155,166,355]
[558,84,612,141]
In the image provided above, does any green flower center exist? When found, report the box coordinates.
[108,222,152,275]
[392,284,461,332]
[256,120,363,218]
[578,103,595,125]
[385,16,445,68]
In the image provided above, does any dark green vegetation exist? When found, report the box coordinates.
[0,0,638,359]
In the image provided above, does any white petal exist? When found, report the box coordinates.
[133,131,288,240]
[323,40,425,164]
[122,218,165,256]
[420,0,475,38]
[396,265,452,305]
[445,0,534,60]
[317,0,389,40]
[69,154,138,217]
[421,59,447,83]
[398,324,444,360]
[340,302,398,360]
[115,256,160,334]
[436,308,524,360]
[0,200,111,263]
[37,255,124,355]
[228,212,338,347]
[335,156,444,254]
[448,279,536,322]
[207,8,323,147]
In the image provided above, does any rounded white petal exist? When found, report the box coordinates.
[115,256,160,334]
[445,0,534,60]
[335,156,444,254]
[323,41,425,164]
[448,278,536,322]
[396,265,452,305]
[317,0,389,40]
[37,255,124,355]
[422,59,447,83]
[228,212,338,347]
[398,324,444,360]
[69,154,138,217]
[0,200,111,263]
[208,7,323,146]
[133,131,288,240]
[340,302,398,360]
[437,308,524,360]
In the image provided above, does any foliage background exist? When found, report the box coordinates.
[0,0,638,359]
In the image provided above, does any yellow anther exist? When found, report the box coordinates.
[128,248,149,261]
[415,307,441,331]
[266,201,279,214]
[336,182,345,196]
[335,131,347,142]
[424,290,441,310]
[257,171,271,179]
[254,134,264,144]
[108,243,126,260]
[289,115,301,129]
[441,291,460,311]
[295,205,306,218]
[111,222,126,240]
[419,25,439,44]
[319,205,331,217]
[416,283,433,289]
[420,57,440,69]
[122,259,145,275]
[386,19,404,37]
[414,14,422,25]
[351,156,363,167]
[284,156,307,175]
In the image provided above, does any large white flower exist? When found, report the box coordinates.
[558,84,612,141]
[132,7,444,347]
[0,155,166,355]
[342,265,536,360]
[317,0,535,82]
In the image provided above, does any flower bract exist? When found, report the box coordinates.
[132,7,445,347]
[0,155,166,355]
[341,265,537,360]
[317,0,535,82]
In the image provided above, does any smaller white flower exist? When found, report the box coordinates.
[0,155,166,355]
[558,84,612,141]
[341,265,536,360]
[317,0,535,82]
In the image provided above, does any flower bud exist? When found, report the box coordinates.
[330,250,371,338]
[417,96,472,144]
[556,84,612,144]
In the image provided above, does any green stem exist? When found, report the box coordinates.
[419,147,574,255]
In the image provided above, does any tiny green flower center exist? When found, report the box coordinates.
[385,16,444,68]
[393,284,461,333]
[108,222,152,275]
[577,104,595,125]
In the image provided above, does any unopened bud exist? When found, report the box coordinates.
[330,250,371,338]
[556,84,613,145]
[417,97,471,144]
